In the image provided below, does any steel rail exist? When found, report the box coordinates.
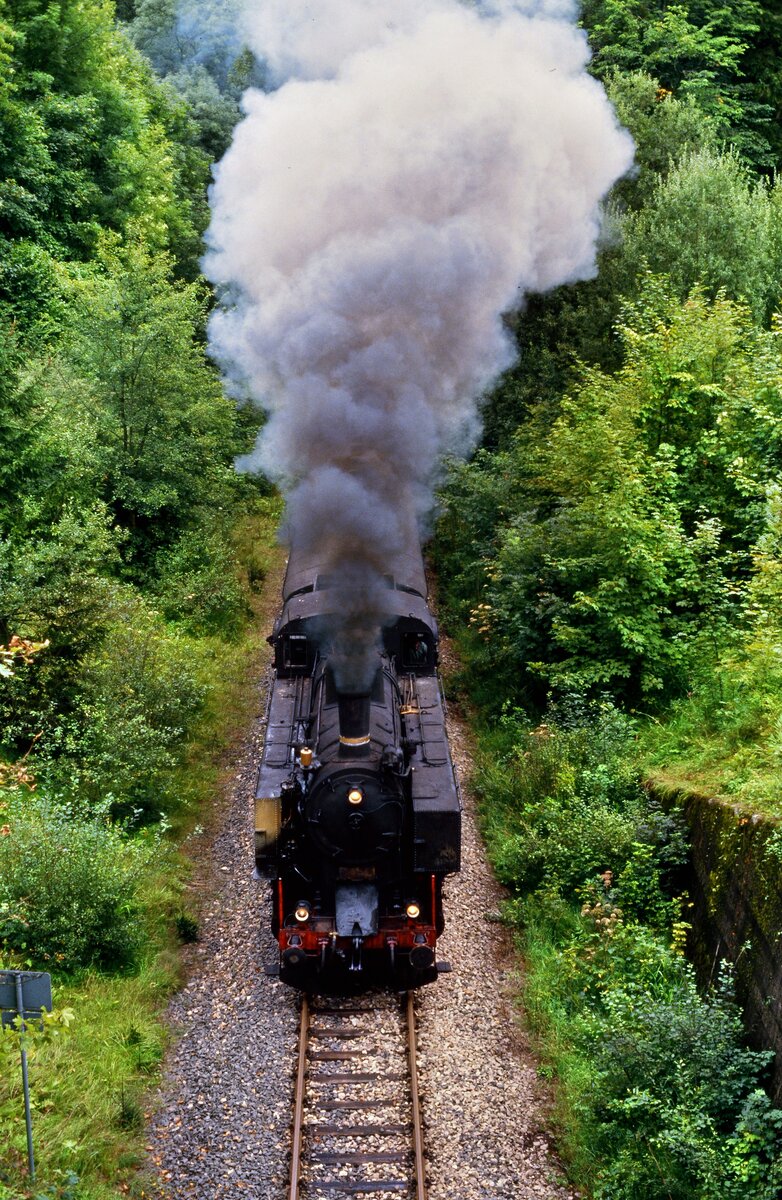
[290,993,311,1200]
[289,992,427,1199]
[405,992,427,1200]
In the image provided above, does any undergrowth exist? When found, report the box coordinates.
[474,700,782,1199]
[0,496,284,1200]
[638,631,782,819]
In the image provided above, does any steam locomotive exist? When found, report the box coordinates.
[254,537,461,989]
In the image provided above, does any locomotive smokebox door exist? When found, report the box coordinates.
[335,884,379,936]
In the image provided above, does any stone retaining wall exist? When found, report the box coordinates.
[651,780,782,1102]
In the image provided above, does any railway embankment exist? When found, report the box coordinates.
[649,777,782,1103]
[464,697,782,1198]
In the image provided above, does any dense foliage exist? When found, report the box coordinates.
[0,5,270,1191]
[434,1,782,1196]
[0,794,150,972]
[437,0,782,726]
[439,280,782,707]
[1,0,782,1196]
[0,1,264,824]
[477,707,782,1198]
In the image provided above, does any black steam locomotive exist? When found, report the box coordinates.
[254,537,461,989]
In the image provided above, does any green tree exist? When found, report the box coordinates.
[439,279,782,707]
[621,147,782,322]
[581,0,769,162]
[63,238,239,567]
[606,69,715,202]
[0,0,207,304]
[741,3,782,167]
[126,0,263,161]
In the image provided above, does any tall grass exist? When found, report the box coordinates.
[640,634,782,819]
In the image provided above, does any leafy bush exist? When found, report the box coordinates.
[0,505,122,749]
[621,149,782,322]
[438,279,780,709]
[60,593,209,819]
[587,969,782,1199]
[2,570,210,819]
[641,484,782,816]
[581,0,767,160]
[154,525,248,635]
[513,876,782,1200]
[0,796,149,972]
[476,700,674,896]
[477,702,782,1199]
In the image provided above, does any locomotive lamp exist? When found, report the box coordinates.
[347,787,363,806]
[405,901,421,920]
[294,902,310,923]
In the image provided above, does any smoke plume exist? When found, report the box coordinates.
[204,0,634,689]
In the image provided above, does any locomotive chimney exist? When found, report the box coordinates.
[338,692,371,757]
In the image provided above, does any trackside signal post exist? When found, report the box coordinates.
[0,969,53,1179]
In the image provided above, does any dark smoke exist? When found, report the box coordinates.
[204,0,634,689]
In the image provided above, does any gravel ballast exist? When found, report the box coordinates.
[146,639,575,1200]
[145,687,299,1198]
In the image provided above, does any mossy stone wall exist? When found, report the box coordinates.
[651,782,782,1102]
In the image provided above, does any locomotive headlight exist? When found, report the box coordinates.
[406,901,421,920]
[348,787,364,806]
[294,902,310,923]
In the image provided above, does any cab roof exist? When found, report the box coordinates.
[281,536,428,605]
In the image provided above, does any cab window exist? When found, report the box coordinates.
[284,635,309,669]
[402,632,429,669]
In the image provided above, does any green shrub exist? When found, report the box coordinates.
[0,505,122,749]
[437,280,782,712]
[589,971,782,1199]
[481,703,782,1200]
[613,840,682,931]
[0,796,149,972]
[153,524,248,636]
[51,592,209,820]
[514,887,782,1199]
[640,484,782,817]
[475,700,680,898]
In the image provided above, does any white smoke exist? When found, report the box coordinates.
[204,0,634,687]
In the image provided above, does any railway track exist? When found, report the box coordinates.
[289,991,427,1200]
